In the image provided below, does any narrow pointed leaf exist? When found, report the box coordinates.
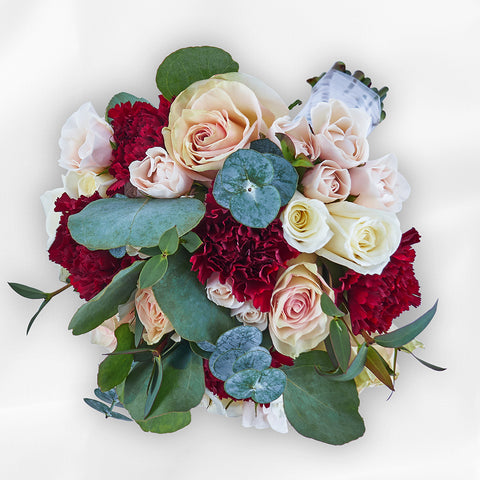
[329,343,368,382]
[134,310,143,347]
[400,348,446,371]
[26,298,50,335]
[94,388,118,404]
[138,254,168,289]
[145,357,163,418]
[329,319,351,372]
[365,346,395,391]
[159,226,179,255]
[8,282,48,300]
[374,301,438,348]
[83,398,111,416]
[109,411,132,421]
[321,293,345,317]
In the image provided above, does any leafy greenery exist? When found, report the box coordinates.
[158,226,179,255]
[98,324,135,391]
[83,388,131,421]
[328,343,368,382]
[320,293,345,317]
[180,231,203,253]
[329,319,351,372]
[282,351,365,445]
[69,261,144,335]
[364,346,394,391]
[156,46,239,100]
[68,197,205,250]
[374,301,438,348]
[212,149,297,228]
[152,248,237,343]
[138,254,168,289]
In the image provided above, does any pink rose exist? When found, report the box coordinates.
[135,288,174,345]
[268,257,334,358]
[129,147,193,198]
[206,273,243,309]
[350,153,410,213]
[301,160,351,203]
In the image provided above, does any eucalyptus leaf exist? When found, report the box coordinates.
[26,298,50,335]
[98,324,135,391]
[329,319,351,372]
[284,350,334,372]
[400,348,446,372]
[156,46,239,100]
[152,249,237,343]
[109,411,132,421]
[374,301,438,348]
[263,153,298,206]
[180,231,203,253]
[249,139,283,156]
[124,361,153,405]
[232,347,272,373]
[109,246,126,258]
[94,388,118,405]
[138,254,168,289]
[328,343,368,382]
[145,357,163,418]
[283,362,365,445]
[189,341,213,359]
[215,326,262,353]
[365,346,394,391]
[134,310,143,347]
[69,261,144,335]
[209,349,244,381]
[159,226,179,255]
[68,197,205,250]
[8,282,47,300]
[83,398,111,416]
[321,293,344,317]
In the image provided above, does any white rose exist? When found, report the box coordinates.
[129,147,193,198]
[62,170,115,199]
[241,396,288,433]
[58,102,113,173]
[201,389,243,417]
[317,201,401,275]
[206,273,243,309]
[350,153,410,213]
[231,301,268,331]
[280,191,333,253]
[310,99,370,168]
[40,187,65,248]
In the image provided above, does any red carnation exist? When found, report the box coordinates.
[48,193,136,300]
[335,228,422,335]
[191,193,299,312]
[107,96,171,191]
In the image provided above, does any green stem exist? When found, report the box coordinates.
[46,283,72,300]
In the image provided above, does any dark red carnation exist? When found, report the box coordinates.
[190,193,299,312]
[48,193,136,300]
[107,96,171,191]
[335,228,422,335]
[203,359,231,400]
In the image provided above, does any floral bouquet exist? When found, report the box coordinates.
[9,46,444,445]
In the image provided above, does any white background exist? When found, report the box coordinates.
[1,0,479,478]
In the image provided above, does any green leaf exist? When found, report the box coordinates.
[156,46,239,100]
[329,319,351,372]
[283,361,365,445]
[232,347,272,373]
[26,298,50,335]
[249,139,283,156]
[328,343,368,382]
[145,356,163,418]
[159,226,179,255]
[365,346,394,391]
[291,156,314,168]
[180,231,203,253]
[134,310,143,347]
[285,350,334,372]
[105,92,149,122]
[276,133,296,162]
[68,197,205,250]
[152,248,238,343]
[321,293,344,317]
[138,254,168,289]
[189,341,212,359]
[264,153,298,206]
[69,261,143,335]
[83,398,111,416]
[109,411,132,421]
[123,342,204,433]
[8,282,48,300]
[399,348,446,372]
[97,324,135,392]
[124,361,153,405]
[374,301,438,348]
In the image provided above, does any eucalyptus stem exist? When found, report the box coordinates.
[46,283,72,300]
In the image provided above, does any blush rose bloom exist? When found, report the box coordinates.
[206,273,243,309]
[58,102,113,173]
[302,160,351,203]
[269,257,334,358]
[135,288,174,345]
[280,191,333,253]
[163,73,288,182]
[350,153,410,213]
[129,146,193,198]
[231,301,268,331]
[317,201,402,275]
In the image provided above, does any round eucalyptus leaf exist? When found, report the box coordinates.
[263,153,298,206]
[209,349,244,381]
[224,369,260,400]
[251,368,287,404]
[215,325,262,353]
[211,169,231,208]
[250,139,283,156]
[232,347,272,373]
[229,186,281,228]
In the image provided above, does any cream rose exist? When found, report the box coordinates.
[302,159,351,203]
[135,288,174,345]
[206,273,243,309]
[163,74,288,182]
[269,260,334,358]
[129,147,193,198]
[231,301,268,331]
[350,153,410,213]
[58,102,113,173]
[62,170,115,199]
[317,201,401,275]
[310,99,370,168]
[40,187,65,248]
[280,191,333,253]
